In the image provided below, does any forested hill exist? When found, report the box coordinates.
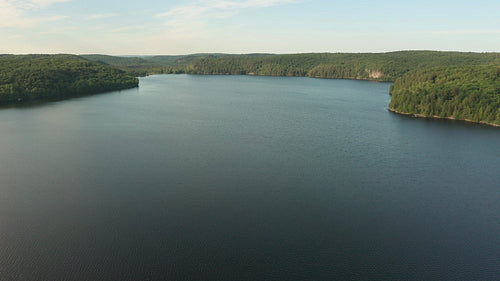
[0,54,139,104]
[389,65,500,126]
[82,51,500,82]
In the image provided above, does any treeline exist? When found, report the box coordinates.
[0,54,138,104]
[83,51,500,83]
[389,65,500,125]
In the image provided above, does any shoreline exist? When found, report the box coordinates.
[0,84,138,108]
[388,108,500,128]
[142,72,394,83]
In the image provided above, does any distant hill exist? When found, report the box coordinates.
[81,53,274,76]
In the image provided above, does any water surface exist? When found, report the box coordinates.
[0,75,499,280]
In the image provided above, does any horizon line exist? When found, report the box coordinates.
[2,49,499,57]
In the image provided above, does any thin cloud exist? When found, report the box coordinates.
[0,0,69,28]
[39,25,77,34]
[157,0,296,26]
[111,25,149,33]
[85,13,118,20]
[432,29,500,35]
[148,0,298,54]
[26,0,70,7]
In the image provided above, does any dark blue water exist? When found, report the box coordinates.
[0,75,499,280]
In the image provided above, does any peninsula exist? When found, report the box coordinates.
[0,54,138,105]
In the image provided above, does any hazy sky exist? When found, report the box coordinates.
[0,0,499,55]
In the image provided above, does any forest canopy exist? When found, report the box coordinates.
[389,65,500,125]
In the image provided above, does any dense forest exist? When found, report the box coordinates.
[0,54,138,104]
[389,65,500,126]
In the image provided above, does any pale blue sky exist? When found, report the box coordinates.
[0,0,498,55]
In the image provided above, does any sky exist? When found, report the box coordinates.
[0,0,499,55]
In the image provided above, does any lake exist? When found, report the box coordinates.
[0,74,499,280]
